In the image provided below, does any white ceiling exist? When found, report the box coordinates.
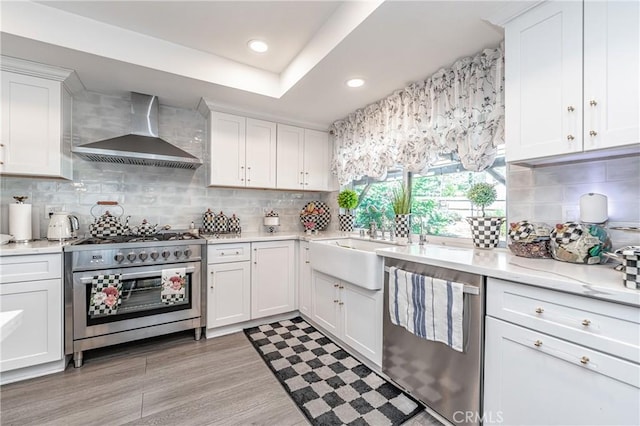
[0,1,531,129]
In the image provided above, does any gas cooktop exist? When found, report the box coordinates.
[74,232,202,245]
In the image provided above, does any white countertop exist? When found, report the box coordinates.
[376,244,640,307]
[0,239,72,256]
[204,231,354,244]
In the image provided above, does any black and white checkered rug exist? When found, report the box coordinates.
[244,317,423,425]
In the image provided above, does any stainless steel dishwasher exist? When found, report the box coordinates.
[382,258,485,426]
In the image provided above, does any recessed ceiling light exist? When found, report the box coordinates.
[248,39,268,53]
[346,78,365,88]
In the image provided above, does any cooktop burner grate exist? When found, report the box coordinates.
[76,232,202,245]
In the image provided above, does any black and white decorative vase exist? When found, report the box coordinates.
[466,217,505,249]
[338,214,354,232]
[395,214,411,238]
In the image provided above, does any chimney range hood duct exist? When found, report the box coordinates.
[73,93,202,169]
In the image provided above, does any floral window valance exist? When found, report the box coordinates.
[330,43,505,185]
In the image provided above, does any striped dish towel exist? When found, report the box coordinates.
[389,267,465,352]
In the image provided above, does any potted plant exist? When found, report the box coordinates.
[337,189,358,232]
[466,182,504,249]
[391,184,411,238]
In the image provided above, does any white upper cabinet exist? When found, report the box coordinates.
[276,124,335,191]
[583,0,639,151]
[208,111,276,188]
[505,1,583,162]
[505,0,639,164]
[1,57,79,179]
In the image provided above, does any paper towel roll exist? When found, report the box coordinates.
[9,203,32,241]
[580,193,608,224]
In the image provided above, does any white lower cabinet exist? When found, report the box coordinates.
[206,240,296,331]
[311,270,382,366]
[251,240,296,320]
[207,262,251,328]
[0,254,63,378]
[484,278,640,425]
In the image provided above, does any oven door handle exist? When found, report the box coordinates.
[78,266,197,284]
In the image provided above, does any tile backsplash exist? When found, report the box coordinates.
[0,91,328,237]
[508,156,640,249]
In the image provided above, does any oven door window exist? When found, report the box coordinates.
[86,273,192,326]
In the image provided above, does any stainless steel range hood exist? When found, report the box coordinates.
[73,93,202,169]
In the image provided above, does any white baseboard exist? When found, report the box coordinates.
[205,311,300,339]
[0,358,67,385]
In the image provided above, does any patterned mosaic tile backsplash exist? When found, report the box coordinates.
[0,91,330,237]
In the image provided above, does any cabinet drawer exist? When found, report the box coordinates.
[207,243,251,264]
[484,317,640,426]
[0,254,62,283]
[487,278,640,363]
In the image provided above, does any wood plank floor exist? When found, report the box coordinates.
[0,331,442,425]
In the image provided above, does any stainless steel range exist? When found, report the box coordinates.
[64,233,205,367]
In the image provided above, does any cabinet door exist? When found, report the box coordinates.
[245,118,277,188]
[276,124,304,190]
[484,317,640,426]
[251,241,295,319]
[298,242,312,316]
[584,1,640,151]
[0,279,62,372]
[341,283,383,366]
[207,262,251,329]
[505,1,583,162]
[1,72,65,178]
[209,112,246,187]
[303,129,332,191]
[311,271,340,335]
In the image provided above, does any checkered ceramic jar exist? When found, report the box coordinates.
[338,214,354,232]
[467,217,505,249]
[623,248,640,290]
[395,214,411,238]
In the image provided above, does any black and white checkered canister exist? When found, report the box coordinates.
[395,214,411,238]
[623,248,640,290]
[467,217,505,249]
[338,214,354,232]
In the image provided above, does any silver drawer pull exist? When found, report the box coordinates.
[580,356,590,365]
[334,299,339,303]
[581,319,591,326]
[535,307,544,314]
[534,340,543,347]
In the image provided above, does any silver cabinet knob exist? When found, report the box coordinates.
[534,340,543,347]
[567,105,575,112]
[582,319,591,326]
[567,135,575,141]
[589,130,598,137]
[589,100,598,107]
[580,356,590,365]
[535,307,544,314]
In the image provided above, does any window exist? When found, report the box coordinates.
[351,154,506,241]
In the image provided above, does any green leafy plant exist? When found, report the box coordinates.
[466,182,497,217]
[337,189,358,214]
[391,184,411,215]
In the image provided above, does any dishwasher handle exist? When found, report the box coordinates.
[384,266,480,295]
